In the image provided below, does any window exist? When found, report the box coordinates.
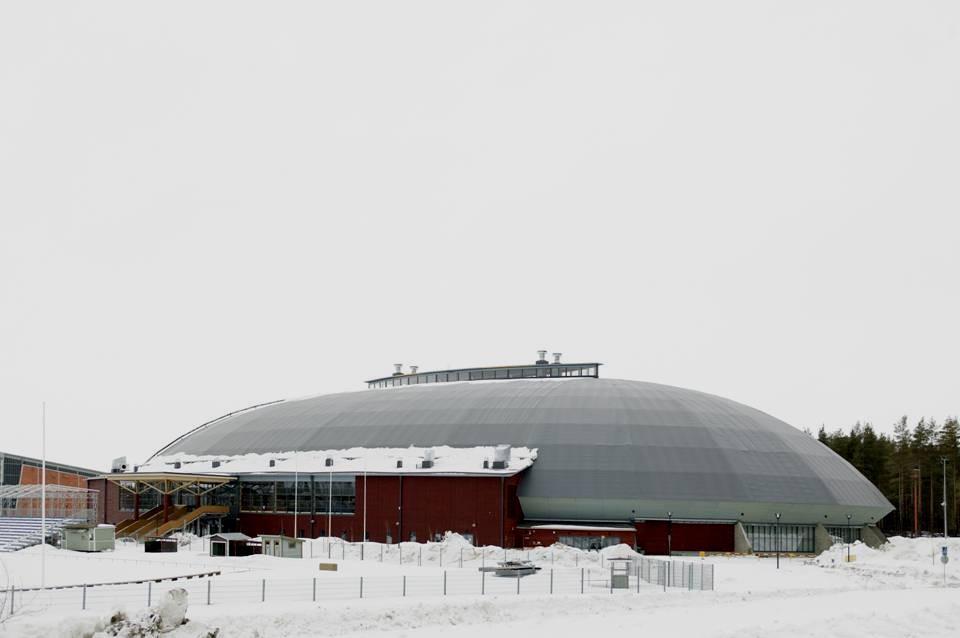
[314,476,356,514]
[119,489,160,512]
[276,480,312,513]
[743,523,815,553]
[826,525,862,544]
[240,481,275,512]
[558,535,621,550]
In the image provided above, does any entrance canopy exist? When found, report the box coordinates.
[99,472,235,497]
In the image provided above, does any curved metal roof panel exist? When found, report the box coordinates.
[152,378,893,524]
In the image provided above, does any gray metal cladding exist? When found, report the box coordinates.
[153,378,893,523]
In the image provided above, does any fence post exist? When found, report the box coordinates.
[550,569,553,594]
[10,586,14,615]
[580,568,584,594]
[359,577,363,599]
[443,571,447,596]
[482,570,485,595]
[380,544,383,562]
[460,548,463,569]
[419,546,422,567]
[82,584,87,610]
[403,575,406,597]
[342,543,345,560]
[147,582,152,607]
[207,579,211,605]
[328,541,331,559]
[312,577,316,602]
[261,579,265,602]
[516,570,520,595]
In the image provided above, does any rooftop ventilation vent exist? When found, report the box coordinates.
[212,460,221,468]
[393,363,403,376]
[410,365,418,374]
[421,448,435,469]
[269,459,276,468]
[536,350,548,365]
[492,445,511,469]
[325,457,334,467]
[553,352,562,364]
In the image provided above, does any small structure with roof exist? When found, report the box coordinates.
[260,534,303,558]
[62,523,115,552]
[209,532,260,557]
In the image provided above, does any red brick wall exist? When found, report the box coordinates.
[87,478,126,525]
[20,464,87,488]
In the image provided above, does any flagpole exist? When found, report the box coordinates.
[41,401,46,592]
[293,455,299,540]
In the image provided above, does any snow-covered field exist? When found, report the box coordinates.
[2,535,959,637]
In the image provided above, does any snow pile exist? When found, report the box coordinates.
[138,446,538,476]
[42,589,218,638]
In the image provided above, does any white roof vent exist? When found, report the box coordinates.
[421,448,435,469]
[492,445,511,469]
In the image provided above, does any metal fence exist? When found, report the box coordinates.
[4,558,713,615]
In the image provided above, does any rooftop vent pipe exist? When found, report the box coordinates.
[553,352,562,364]
[492,445,511,469]
[536,350,548,365]
[421,448,435,469]
[393,364,403,376]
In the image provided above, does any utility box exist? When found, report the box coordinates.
[260,534,304,558]
[144,537,178,553]
[609,557,631,589]
[63,524,115,552]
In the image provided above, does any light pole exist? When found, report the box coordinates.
[667,512,672,557]
[846,514,852,562]
[942,457,949,539]
[775,512,781,569]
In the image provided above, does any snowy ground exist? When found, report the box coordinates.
[2,535,959,637]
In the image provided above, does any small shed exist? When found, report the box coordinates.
[260,534,304,558]
[209,532,260,557]
[63,524,115,552]
[144,537,178,553]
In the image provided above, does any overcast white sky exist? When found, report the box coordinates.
[1,1,958,471]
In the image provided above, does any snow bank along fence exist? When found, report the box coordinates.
[4,558,712,615]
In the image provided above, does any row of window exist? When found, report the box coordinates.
[743,523,816,553]
[825,525,862,544]
[240,479,355,514]
[558,535,623,551]
[118,479,357,515]
[368,365,599,388]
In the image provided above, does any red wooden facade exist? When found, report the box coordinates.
[89,474,735,553]
[237,474,525,547]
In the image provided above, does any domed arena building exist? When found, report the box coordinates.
[89,353,893,554]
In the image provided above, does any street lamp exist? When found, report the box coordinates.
[941,457,949,539]
[775,512,781,569]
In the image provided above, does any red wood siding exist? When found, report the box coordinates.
[634,521,734,554]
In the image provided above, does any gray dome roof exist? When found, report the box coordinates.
[155,378,893,525]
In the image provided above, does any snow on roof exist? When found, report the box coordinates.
[137,445,537,477]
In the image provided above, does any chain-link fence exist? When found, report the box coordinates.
[4,558,714,615]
